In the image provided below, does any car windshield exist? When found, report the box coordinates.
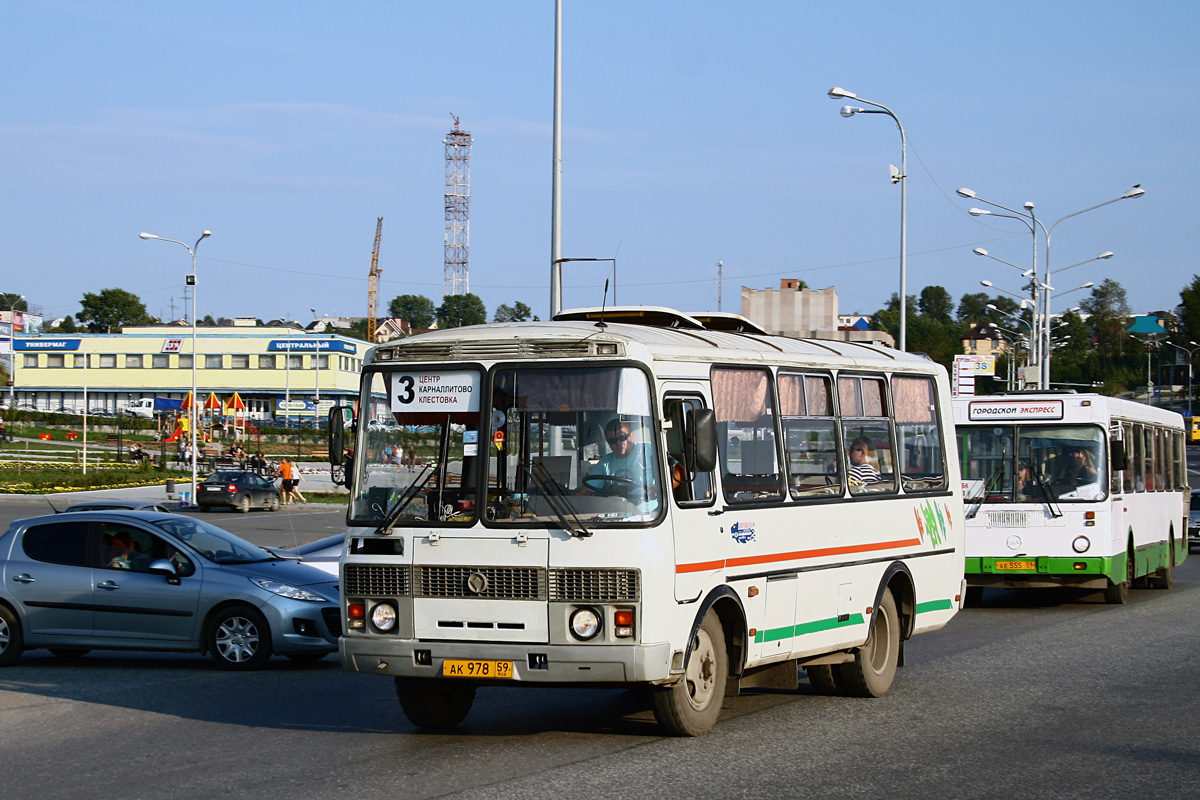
[151,516,275,564]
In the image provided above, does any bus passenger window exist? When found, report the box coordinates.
[892,376,947,492]
[712,368,783,503]
[779,373,842,498]
[838,375,897,496]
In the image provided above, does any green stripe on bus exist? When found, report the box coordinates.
[915,599,953,614]
[755,613,865,644]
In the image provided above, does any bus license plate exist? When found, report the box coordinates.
[442,659,514,679]
[995,560,1036,571]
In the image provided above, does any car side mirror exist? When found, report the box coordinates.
[148,558,181,585]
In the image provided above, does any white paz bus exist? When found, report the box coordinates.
[327,308,965,736]
[954,392,1187,604]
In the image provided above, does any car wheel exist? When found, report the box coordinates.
[208,605,273,670]
[49,648,91,659]
[237,495,251,513]
[268,495,281,512]
[0,605,24,667]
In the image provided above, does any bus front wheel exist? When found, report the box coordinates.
[838,588,900,698]
[1104,552,1133,604]
[653,609,727,736]
[395,677,475,729]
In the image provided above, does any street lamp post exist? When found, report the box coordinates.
[140,230,211,502]
[829,87,907,351]
[960,186,1143,388]
[311,308,321,429]
[7,294,23,416]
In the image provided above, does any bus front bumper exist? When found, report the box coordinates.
[965,555,1120,590]
[340,636,673,685]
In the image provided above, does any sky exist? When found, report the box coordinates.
[2,0,1197,329]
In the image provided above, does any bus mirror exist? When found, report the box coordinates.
[328,406,353,466]
[692,407,718,473]
[1110,440,1127,472]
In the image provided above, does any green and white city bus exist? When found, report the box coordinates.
[954,392,1187,604]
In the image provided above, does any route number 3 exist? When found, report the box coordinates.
[395,375,415,404]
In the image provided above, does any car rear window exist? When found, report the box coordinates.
[23,521,90,567]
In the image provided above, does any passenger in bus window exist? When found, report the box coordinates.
[1017,461,1045,502]
[848,437,881,486]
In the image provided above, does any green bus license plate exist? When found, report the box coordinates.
[443,659,514,679]
[995,560,1037,571]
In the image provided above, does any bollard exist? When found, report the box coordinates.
[166,478,176,495]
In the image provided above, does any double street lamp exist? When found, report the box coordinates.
[139,230,211,502]
[959,186,1143,388]
[829,87,908,351]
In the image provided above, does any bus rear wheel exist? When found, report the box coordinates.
[805,663,843,696]
[395,677,475,729]
[652,609,727,736]
[838,588,899,698]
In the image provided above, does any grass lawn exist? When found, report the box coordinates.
[0,463,191,494]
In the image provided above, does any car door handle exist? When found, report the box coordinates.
[12,574,35,583]
[97,580,121,590]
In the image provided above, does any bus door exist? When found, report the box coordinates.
[662,391,721,603]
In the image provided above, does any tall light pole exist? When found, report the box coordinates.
[829,87,908,351]
[7,294,23,415]
[311,308,321,428]
[140,230,211,502]
[549,0,563,318]
[959,186,1143,387]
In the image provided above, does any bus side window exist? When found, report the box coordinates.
[838,374,897,496]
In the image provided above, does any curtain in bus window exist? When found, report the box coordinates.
[495,368,621,412]
[713,368,782,503]
[779,373,842,499]
[838,375,896,496]
[892,376,946,491]
[1123,423,1136,493]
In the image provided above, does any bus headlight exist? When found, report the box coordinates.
[1072,536,1091,553]
[569,607,601,640]
[371,602,398,632]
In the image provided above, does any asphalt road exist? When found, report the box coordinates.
[1,472,1199,798]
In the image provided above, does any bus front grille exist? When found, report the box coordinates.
[549,568,641,602]
[985,510,1039,528]
[343,564,411,596]
[415,566,546,600]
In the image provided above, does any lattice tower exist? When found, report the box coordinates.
[444,115,472,296]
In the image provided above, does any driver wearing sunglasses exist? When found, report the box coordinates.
[576,418,656,508]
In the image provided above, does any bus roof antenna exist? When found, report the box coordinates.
[596,280,609,328]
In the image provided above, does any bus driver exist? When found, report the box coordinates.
[577,419,657,509]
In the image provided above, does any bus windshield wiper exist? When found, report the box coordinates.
[966,463,1003,519]
[1030,466,1063,518]
[374,464,434,536]
[524,462,592,538]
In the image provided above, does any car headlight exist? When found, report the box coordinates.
[250,577,327,602]
[1072,536,1090,553]
[569,607,602,640]
[371,602,398,632]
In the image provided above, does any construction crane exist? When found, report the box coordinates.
[366,217,383,343]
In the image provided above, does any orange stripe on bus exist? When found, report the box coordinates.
[675,538,922,574]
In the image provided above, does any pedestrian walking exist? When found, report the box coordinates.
[279,458,306,505]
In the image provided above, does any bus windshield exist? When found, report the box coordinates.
[960,424,1107,503]
[486,366,663,526]
[349,368,483,524]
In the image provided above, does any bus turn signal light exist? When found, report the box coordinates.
[614,609,635,638]
[348,602,366,630]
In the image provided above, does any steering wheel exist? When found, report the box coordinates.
[582,474,635,497]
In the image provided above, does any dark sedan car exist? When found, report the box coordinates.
[197,471,281,513]
[0,511,339,669]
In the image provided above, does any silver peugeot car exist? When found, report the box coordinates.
[0,511,340,670]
